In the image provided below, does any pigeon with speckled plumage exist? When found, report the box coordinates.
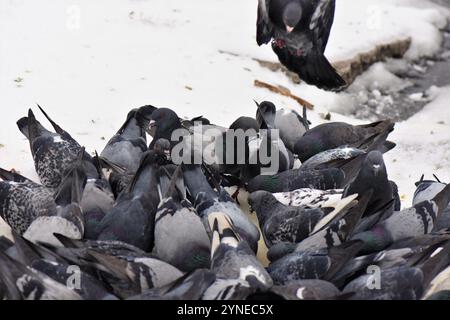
[271,188,343,208]
[17,107,97,189]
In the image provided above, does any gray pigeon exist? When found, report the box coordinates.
[17,106,97,189]
[101,106,156,173]
[257,0,346,90]
[153,166,211,272]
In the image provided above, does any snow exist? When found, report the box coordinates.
[1,0,449,237]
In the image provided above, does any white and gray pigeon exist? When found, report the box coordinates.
[256,0,346,90]
[353,183,450,253]
[208,212,273,291]
[153,165,211,272]
[248,190,358,247]
[16,106,97,189]
[413,176,450,232]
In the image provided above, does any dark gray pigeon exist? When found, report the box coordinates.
[17,106,97,189]
[100,106,156,173]
[208,212,273,291]
[255,101,309,151]
[96,150,166,251]
[294,119,395,162]
[153,166,211,272]
[343,151,394,218]
[247,167,345,193]
[257,0,346,90]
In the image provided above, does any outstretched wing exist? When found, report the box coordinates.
[257,0,274,45]
[309,0,336,53]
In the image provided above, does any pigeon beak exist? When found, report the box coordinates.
[372,164,381,176]
[286,25,295,33]
[164,150,171,159]
[148,120,156,136]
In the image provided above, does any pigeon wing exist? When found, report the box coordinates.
[257,0,274,45]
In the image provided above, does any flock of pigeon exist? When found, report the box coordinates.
[0,0,449,301]
[0,101,449,301]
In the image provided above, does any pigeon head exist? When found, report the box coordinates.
[363,151,386,178]
[283,2,303,33]
[148,108,181,140]
[135,105,157,129]
[255,101,277,129]
[153,138,172,160]
[248,191,282,224]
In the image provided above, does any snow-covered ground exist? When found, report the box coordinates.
[1,0,449,237]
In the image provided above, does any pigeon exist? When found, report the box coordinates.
[256,0,346,90]
[17,106,97,189]
[208,212,273,290]
[153,166,211,272]
[342,241,450,300]
[255,101,309,151]
[270,279,341,300]
[353,184,450,253]
[293,120,395,162]
[246,167,345,193]
[300,147,366,171]
[413,176,450,231]
[147,108,183,149]
[183,164,260,252]
[100,106,156,173]
[271,188,343,208]
[343,151,394,218]
[248,190,358,247]
[267,240,364,285]
[95,150,166,251]
[0,250,82,300]
[0,152,87,246]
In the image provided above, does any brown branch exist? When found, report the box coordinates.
[254,79,314,110]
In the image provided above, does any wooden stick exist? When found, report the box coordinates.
[254,80,314,110]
